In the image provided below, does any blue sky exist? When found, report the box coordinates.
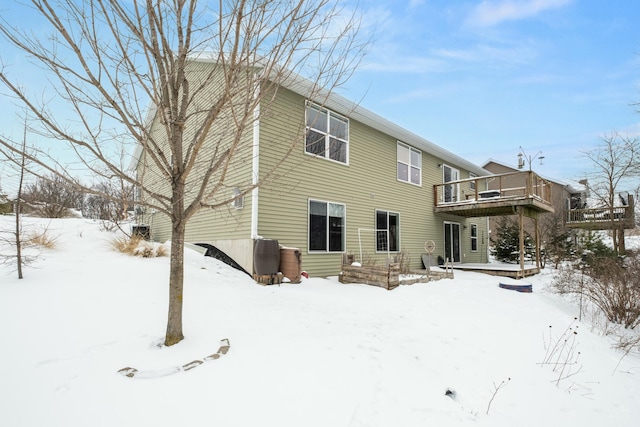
[338,0,640,182]
[1,0,639,193]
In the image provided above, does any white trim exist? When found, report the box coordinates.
[308,198,346,253]
[443,164,461,202]
[469,172,477,191]
[443,221,462,263]
[396,141,422,186]
[251,83,260,239]
[375,209,400,253]
[305,102,350,165]
[470,223,478,253]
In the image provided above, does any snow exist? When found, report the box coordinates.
[1,216,639,427]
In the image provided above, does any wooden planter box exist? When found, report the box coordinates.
[339,263,401,290]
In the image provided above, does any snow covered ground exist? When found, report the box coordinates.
[1,216,639,427]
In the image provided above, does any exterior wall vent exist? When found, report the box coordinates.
[232,188,244,209]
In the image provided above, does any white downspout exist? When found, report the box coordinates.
[251,84,260,239]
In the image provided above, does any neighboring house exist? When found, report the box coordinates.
[482,159,585,246]
[134,57,492,277]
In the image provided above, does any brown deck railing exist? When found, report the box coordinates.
[566,198,635,228]
[434,170,553,207]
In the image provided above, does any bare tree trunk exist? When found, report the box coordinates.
[618,228,626,255]
[15,201,23,280]
[0,0,366,347]
[534,216,540,270]
[15,117,28,280]
[519,208,525,278]
[165,182,186,346]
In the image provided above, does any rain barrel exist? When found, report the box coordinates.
[280,247,302,283]
[253,239,280,275]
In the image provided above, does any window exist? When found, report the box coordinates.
[470,224,478,252]
[305,104,348,163]
[309,200,345,252]
[469,172,477,191]
[376,210,399,252]
[443,164,460,202]
[397,142,421,185]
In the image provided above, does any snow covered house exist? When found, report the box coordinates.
[133,57,494,278]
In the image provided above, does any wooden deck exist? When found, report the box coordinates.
[566,196,635,230]
[433,171,554,218]
[449,263,539,279]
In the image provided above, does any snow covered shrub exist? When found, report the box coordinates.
[578,230,616,266]
[613,330,640,362]
[133,244,155,258]
[540,212,576,268]
[111,235,166,258]
[154,244,168,257]
[490,216,534,262]
[99,220,118,232]
[111,235,139,255]
[553,255,640,329]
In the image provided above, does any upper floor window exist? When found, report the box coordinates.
[443,164,460,202]
[305,103,348,164]
[469,172,477,191]
[309,199,345,252]
[397,142,421,185]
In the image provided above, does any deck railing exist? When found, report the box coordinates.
[434,170,553,207]
[566,197,635,228]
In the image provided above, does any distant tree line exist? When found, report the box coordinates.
[14,173,133,223]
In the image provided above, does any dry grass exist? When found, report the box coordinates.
[24,227,58,249]
[155,244,169,257]
[111,235,167,258]
[553,255,640,329]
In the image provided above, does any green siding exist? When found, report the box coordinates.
[256,87,489,276]
[136,61,489,277]
[136,61,254,244]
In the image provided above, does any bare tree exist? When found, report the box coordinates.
[582,132,640,255]
[0,115,30,278]
[21,174,85,218]
[84,175,134,234]
[0,0,366,346]
[15,118,28,279]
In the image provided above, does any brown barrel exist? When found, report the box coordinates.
[253,239,280,275]
[280,247,302,283]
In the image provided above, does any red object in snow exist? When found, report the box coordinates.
[301,271,309,279]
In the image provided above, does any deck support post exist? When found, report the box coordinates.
[535,216,540,270]
[519,207,525,279]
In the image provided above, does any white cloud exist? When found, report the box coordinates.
[467,0,573,27]
[618,122,640,139]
